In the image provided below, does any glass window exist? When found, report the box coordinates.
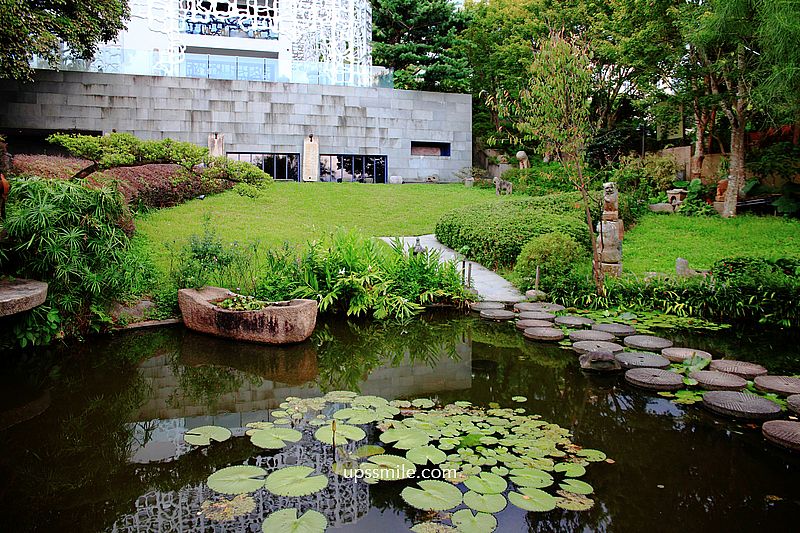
[226,152,299,181]
[319,154,387,183]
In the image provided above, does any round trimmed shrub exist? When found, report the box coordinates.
[513,232,587,291]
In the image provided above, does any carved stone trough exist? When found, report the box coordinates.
[178,286,318,344]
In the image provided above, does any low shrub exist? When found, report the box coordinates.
[500,159,580,196]
[512,233,587,291]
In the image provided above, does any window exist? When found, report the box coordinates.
[411,141,451,157]
[227,152,299,181]
[319,155,387,183]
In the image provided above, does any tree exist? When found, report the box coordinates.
[0,0,129,81]
[371,0,470,92]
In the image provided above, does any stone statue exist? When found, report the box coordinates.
[596,182,623,277]
[602,182,619,213]
[493,176,513,196]
[516,150,529,169]
[208,132,225,157]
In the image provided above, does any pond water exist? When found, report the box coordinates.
[1,312,799,532]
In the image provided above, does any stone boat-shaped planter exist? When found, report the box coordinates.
[178,287,318,344]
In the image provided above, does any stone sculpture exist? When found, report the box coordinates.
[207,132,225,157]
[303,134,320,182]
[493,176,513,195]
[596,182,623,277]
[516,150,529,169]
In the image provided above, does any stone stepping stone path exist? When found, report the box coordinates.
[661,347,713,363]
[788,395,800,415]
[554,315,594,328]
[514,302,544,312]
[615,352,671,370]
[579,350,622,372]
[517,311,556,322]
[515,319,553,331]
[522,327,564,342]
[708,360,768,380]
[572,340,624,355]
[591,323,636,336]
[702,391,782,420]
[754,375,800,396]
[762,420,800,452]
[480,309,515,321]
[623,335,673,351]
[689,370,747,391]
[470,301,505,312]
[569,330,615,343]
[624,368,684,391]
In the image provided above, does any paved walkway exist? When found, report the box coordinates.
[380,234,525,304]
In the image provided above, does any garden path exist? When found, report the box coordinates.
[380,234,525,304]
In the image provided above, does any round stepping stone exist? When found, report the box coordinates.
[623,335,674,351]
[537,302,565,312]
[515,302,545,312]
[762,420,800,452]
[470,301,505,311]
[525,289,547,301]
[624,368,683,391]
[689,370,747,391]
[615,352,671,370]
[592,323,636,336]
[572,340,624,355]
[569,330,615,343]
[523,327,564,342]
[517,311,555,321]
[579,350,622,372]
[787,395,800,415]
[702,391,782,420]
[480,309,515,321]
[661,347,713,363]
[515,319,553,331]
[708,360,768,380]
[754,375,800,396]
[554,315,594,328]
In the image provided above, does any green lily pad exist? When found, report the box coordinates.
[450,509,497,533]
[401,480,463,511]
[244,421,274,430]
[390,399,412,408]
[555,490,595,511]
[184,425,232,446]
[359,454,416,481]
[454,401,472,408]
[463,472,507,494]
[261,509,327,533]
[264,466,328,497]
[491,466,509,477]
[463,491,507,513]
[512,396,527,403]
[559,478,594,495]
[354,444,385,458]
[509,468,554,488]
[410,523,457,533]
[407,445,447,465]
[380,427,431,449]
[412,398,436,409]
[352,395,390,408]
[554,463,586,477]
[314,423,366,445]
[249,427,302,449]
[333,407,381,424]
[508,487,557,512]
[576,449,606,462]
[207,465,266,495]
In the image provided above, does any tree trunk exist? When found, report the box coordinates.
[691,113,706,180]
[576,161,604,295]
[722,124,746,217]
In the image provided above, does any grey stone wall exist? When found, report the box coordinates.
[0,70,472,183]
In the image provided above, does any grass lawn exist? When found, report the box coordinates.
[137,182,497,268]
[623,213,800,275]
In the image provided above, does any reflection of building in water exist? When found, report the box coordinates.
[113,434,369,531]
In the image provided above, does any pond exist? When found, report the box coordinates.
[0,312,798,532]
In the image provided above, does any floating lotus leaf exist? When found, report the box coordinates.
[380,427,431,449]
[325,390,358,403]
[352,395,390,408]
[512,396,527,403]
[245,421,274,430]
[491,466,509,477]
[450,509,497,533]
[462,464,482,476]
[407,445,447,465]
[200,494,256,521]
[454,401,472,408]
[410,523,457,533]
[333,407,381,424]
[332,460,359,478]
[184,425,232,446]
[314,423,366,445]
[559,479,594,495]
[508,487,557,512]
[412,398,435,409]
[207,465,266,495]
[510,468,554,488]
[479,436,499,445]
[460,433,484,448]
[264,466,328,497]
[463,472,507,494]
[309,418,329,426]
[359,454,416,481]
[261,509,327,533]
[488,402,500,409]
[555,490,595,511]
[271,410,288,418]
[576,449,606,462]
[554,463,586,477]
[391,399,412,408]
[401,480,463,511]
[249,427,302,449]
[354,444,385,458]
[463,491,507,513]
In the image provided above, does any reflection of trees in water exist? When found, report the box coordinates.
[167,352,261,411]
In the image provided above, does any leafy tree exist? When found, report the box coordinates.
[371,0,470,92]
[0,0,129,81]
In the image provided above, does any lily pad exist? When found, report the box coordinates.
[512,396,528,403]
[508,487,557,512]
[200,494,255,521]
[463,472,507,494]
[245,421,274,430]
[555,490,595,511]
[207,465,266,495]
[249,427,302,449]
[354,444,385,458]
[407,445,447,465]
[380,427,431,449]
[559,478,594,495]
[333,407,381,424]
[410,523,457,533]
[359,454,416,481]
[261,509,327,533]
[491,466,509,477]
[576,449,606,462]
[450,509,497,533]
[412,398,436,409]
[264,466,328,497]
[184,425,232,446]
[314,423,366,445]
[509,468,554,488]
[401,480,463,511]
[553,463,586,477]
[463,491,507,513]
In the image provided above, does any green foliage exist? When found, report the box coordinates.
[204,156,272,185]
[499,160,577,196]
[677,179,717,217]
[0,177,154,345]
[215,295,271,311]
[513,233,587,292]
